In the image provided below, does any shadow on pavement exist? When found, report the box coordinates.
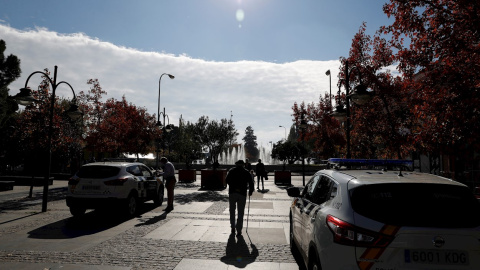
[0,187,67,213]
[135,211,168,227]
[220,234,258,268]
[174,190,229,205]
[27,202,160,239]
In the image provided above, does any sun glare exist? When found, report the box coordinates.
[236,9,245,22]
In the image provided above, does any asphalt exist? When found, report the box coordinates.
[0,173,308,270]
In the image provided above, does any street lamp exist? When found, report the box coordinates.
[326,69,331,106]
[279,125,286,140]
[155,107,174,168]
[156,73,174,168]
[299,112,308,186]
[332,61,373,158]
[14,66,82,212]
[157,73,174,127]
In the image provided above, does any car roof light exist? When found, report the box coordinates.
[327,158,413,172]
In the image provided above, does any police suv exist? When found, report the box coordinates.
[67,161,164,217]
[287,158,480,270]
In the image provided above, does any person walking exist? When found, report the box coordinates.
[226,159,254,236]
[255,159,266,191]
[159,157,176,212]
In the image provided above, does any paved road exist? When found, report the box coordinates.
[0,174,308,269]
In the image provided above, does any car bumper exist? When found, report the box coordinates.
[66,196,126,209]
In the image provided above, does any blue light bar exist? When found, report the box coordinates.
[328,158,413,167]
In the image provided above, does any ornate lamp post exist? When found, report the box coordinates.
[156,73,174,168]
[332,61,372,158]
[155,107,174,168]
[157,73,175,127]
[14,66,82,212]
[326,69,332,106]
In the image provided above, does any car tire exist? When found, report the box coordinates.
[70,207,86,217]
[153,187,164,206]
[125,194,138,216]
[308,249,321,270]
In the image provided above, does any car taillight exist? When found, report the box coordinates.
[326,215,394,247]
[104,178,128,186]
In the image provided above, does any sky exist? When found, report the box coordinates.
[0,0,393,151]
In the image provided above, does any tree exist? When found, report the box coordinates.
[0,40,21,128]
[96,96,157,157]
[14,69,83,173]
[292,94,345,159]
[176,120,203,168]
[194,116,238,164]
[243,126,259,161]
[381,0,480,155]
[338,23,414,159]
[0,40,21,172]
[271,139,307,166]
[77,79,107,160]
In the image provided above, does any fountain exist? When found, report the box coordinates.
[218,144,279,165]
[218,145,245,164]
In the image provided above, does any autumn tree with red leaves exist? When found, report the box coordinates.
[381,0,480,156]
[338,23,415,159]
[94,96,158,158]
[77,79,107,160]
[292,94,345,159]
[78,80,159,160]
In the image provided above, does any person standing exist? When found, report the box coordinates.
[255,159,266,191]
[226,160,254,236]
[160,157,176,212]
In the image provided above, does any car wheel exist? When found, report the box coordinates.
[153,187,164,206]
[308,250,321,270]
[125,194,138,216]
[70,207,86,217]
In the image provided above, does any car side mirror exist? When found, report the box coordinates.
[287,187,301,197]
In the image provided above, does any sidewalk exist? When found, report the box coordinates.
[0,174,307,269]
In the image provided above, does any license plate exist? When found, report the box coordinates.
[82,185,100,191]
[405,249,469,265]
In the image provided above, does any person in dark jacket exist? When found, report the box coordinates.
[255,159,266,191]
[226,159,254,236]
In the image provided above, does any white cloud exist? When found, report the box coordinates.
[1,24,341,147]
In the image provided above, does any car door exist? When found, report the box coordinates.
[126,165,144,196]
[297,174,321,253]
[303,175,334,250]
[140,165,157,199]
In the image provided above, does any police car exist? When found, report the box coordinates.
[287,158,480,270]
[66,161,164,217]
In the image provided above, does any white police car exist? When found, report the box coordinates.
[67,161,164,217]
[287,158,480,270]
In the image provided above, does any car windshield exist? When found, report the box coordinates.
[77,166,121,179]
[351,183,480,228]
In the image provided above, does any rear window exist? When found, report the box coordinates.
[351,183,480,228]
[77,166,121,179]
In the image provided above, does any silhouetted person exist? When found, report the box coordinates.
[256,159,265,191]
[226,160,254,236]
[159,157,175,212]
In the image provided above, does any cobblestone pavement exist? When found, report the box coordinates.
[0,178,305,269]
